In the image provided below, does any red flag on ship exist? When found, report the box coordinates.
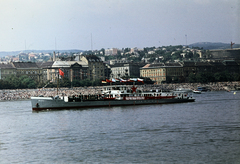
[59,69,64,77]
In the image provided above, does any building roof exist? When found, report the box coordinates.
[52,61,70,68]
[142,63,164,69]
[52,61,88,68]
[36,62,54,68]
[209,62,225,67]
[182,61,212,67]
[164,62,182,67]
[223,60,239,66]
[142,64,151,68]
[182,62,196,67]
[195,62,212,67]
[150,63,165,67]
[111,63,125,68]
[0,63,15,69]
[111,62,145,68]
[142,63,182,69]
[67,61,88,67]
[12,62,39,68]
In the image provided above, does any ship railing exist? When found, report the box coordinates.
[173,91,194,99]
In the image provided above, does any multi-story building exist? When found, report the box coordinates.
[12,62,42,82]
[165,63,184,82]
[77,54,106,81]
[140,63,184,84]
[182,61,213,82]
[222,60,239,74]
[111,63,144,79]
[210,48,240,59]
[182,60,240,82]
[50,61,88,83]
[195,62,212,73]
[111,63,129,78]
[181,62,197,82]
[140,63,166,84]
[0,63,16,80]
[104,63,112,80]
[37,61,54,83]
[209,61,225,73]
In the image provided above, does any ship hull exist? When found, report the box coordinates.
[31,97,195,111]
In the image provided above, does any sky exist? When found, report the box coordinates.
[0,0,239,51]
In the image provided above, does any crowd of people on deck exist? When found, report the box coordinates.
[0,81,239,101]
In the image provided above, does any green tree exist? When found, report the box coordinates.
[4,75,37,89]
[72,79,81,87]
[60,77,71,87]
[91,79,102,86]
[162,52,172,62]
[105,55,115,61]
[185,52,193,59]
[172,51,182,61]
[188,73,196,83]
[78,79,92,86]
[213,71,233,82]
[0,80,9,89]
[233,73,240,81]
[20,76,36,88]
[193,53,200,61]
[100,48,105,55]
[5,75,20,89]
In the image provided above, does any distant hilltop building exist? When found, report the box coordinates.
[130,47,139,53]
[105,48,118,56]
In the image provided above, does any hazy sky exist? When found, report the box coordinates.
[0,0,239,51]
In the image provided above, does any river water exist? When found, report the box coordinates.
[0,91,239,163]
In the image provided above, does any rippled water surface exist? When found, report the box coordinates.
[0,91,240,163]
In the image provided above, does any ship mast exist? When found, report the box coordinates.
[57,70,59,95]
[231,41,235,49]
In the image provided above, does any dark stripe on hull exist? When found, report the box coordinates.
[32,99,195,111]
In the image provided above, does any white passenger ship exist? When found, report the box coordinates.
[31,85,195,111]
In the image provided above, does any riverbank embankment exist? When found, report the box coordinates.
[0,81,239,101]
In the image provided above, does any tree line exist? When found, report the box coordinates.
[187,71,240,83]
[1,71,239,90]
[0,75,102,89]
[0,75,37,89]
[160,71,240,84]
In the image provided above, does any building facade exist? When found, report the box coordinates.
[105,48,118,56]
[37,61,54,83]
[111,63,144,79]
[77,54,105,81]
[140,63,166,84]
[11,62,42,82]
[140,63,184,84]
[165,63,184,82]
[210,48,240,59]
[0,63,16,80]
[50,61,88,83]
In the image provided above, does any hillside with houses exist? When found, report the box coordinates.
[0,43,240,89]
